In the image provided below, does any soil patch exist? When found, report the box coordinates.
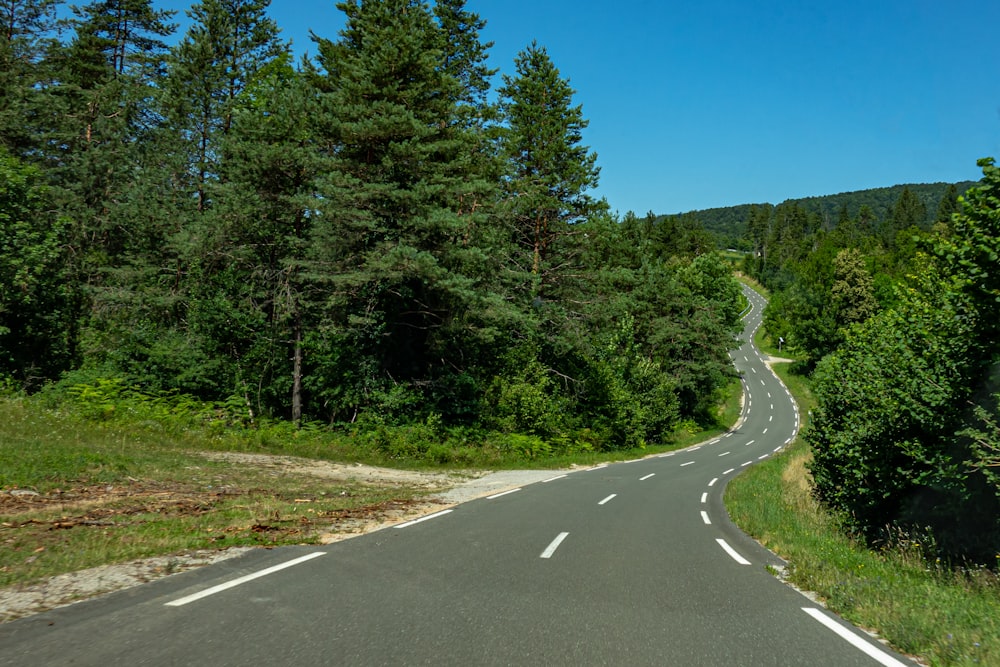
[1,455,548,623]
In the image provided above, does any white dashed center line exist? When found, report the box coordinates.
[541,532,569,559]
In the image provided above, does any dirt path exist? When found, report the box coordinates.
[1,455,553,622]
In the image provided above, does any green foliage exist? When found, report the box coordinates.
[807,158,1000,562]
[0,1,750,466]
[0,150,76,386]
[482,347,568,438]
[807,276,977,536]
[498,40,601,285]
[690,182,975,250]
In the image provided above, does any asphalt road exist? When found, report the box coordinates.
[0,286,918,666]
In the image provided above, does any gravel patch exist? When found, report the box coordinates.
[0,465,559,623]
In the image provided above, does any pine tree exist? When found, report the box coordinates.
[433,0,495,120]
[307,0,497,421]
[162,0,287,211]
[0,0,63,157]
[193,54,320,421]
[935,183,960,223]
[497,41,600,293]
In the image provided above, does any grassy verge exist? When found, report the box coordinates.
[725,363,1000,667]
[1,375,742,593]
[0,398,434,590]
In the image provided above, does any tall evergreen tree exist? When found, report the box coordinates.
[432,0,494,114]
[0,0,62,157]
[885,186,927,245]
[192,54,320,421]
[162,0,287,211]
[497,41,600,293]
[307,0,497,421]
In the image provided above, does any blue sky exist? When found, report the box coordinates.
[154,0,1000,215]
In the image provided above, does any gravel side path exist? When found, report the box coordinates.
[0,467,558,622]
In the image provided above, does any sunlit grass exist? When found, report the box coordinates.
[1,375,746,594]
[725,363,1000,666]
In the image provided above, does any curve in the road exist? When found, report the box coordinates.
[0,285,918,667]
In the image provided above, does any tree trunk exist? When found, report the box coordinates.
[291,318,303,427]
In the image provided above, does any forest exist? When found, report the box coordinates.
[682,181,977,251]
[5,0,999,568]
[0,0,743,456]
[743,164,1000,564]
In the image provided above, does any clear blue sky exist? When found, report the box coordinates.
[154,0,1000,215]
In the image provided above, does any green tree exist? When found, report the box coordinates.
[0,0,63,157]
[830,247,878,327]
[0,150,74,386]
[808,160,1000,560]
[497,41,600,291]
[307,0,498,422]
[162,0,287,212]
[935,183,960,224]
[192,54,320,422]
[433,0,494,116]
[884,186,927,252]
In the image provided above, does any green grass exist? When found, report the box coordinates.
[0,398,432,590]
[0,377,744,594]
[725,363,1000,667]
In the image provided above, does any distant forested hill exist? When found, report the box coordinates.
[672,181,978,249]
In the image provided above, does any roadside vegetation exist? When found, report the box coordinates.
[0,373,741,594]
[727,358,1000,667]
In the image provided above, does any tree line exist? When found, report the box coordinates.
[684,182,973,252]
[0,0,743,454]
[744,163,1000,563]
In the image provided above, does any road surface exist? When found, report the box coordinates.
[0,286,916,666]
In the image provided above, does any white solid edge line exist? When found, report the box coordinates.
[395,509,453,529]
[598,494,617,505]
[701,511,712,524]
[542,474,567,483]
[541,532,569,558]
[165,552,326,607]
[487,488,521,499]
[716,539,751,565]
[802,608,911,667]
[640,473,655,481]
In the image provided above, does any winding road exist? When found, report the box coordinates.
[0,286,917,666]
